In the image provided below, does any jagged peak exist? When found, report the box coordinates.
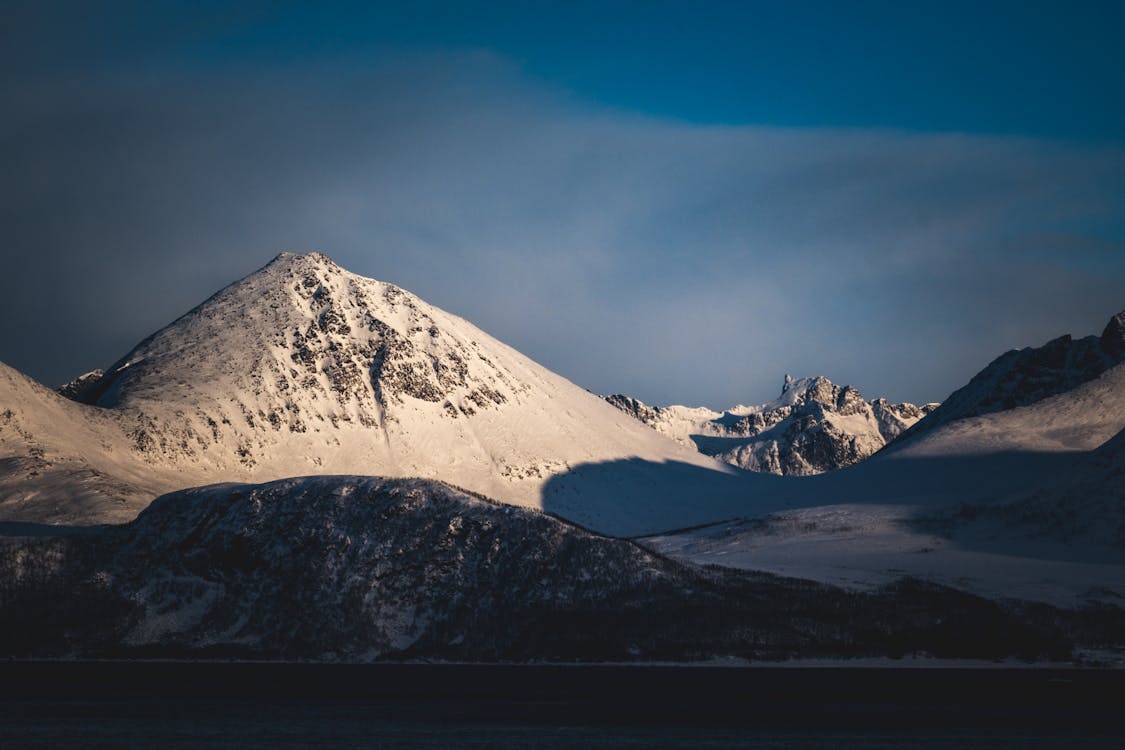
[895,306,1125,443]
[1102,309,1125,357]
[604,373,940,476]
[57,369,105,402]
[770,374,841,410]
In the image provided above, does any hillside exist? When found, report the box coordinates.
[0,475,1090,663]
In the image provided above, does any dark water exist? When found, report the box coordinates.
[1,662,1121,748]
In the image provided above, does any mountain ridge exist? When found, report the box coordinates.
[2,252,753,535]
[605,375,937,475]
[897,309,1125,443]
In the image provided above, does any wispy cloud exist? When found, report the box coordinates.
[2,52,1123,405]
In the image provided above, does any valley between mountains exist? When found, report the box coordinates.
[1,253,1123,663]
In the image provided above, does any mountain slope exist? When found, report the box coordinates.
[644,361,1125,605]
[899,309,1125,442]
[3,252,755,535]
[606,376,937,476]
[0,475,1084,663]
[0,362,178,524]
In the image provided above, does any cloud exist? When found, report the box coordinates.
[2,52,1123,406]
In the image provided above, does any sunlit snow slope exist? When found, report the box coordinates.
[2,252,756,534]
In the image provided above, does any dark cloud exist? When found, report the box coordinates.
[2,53,1123,406]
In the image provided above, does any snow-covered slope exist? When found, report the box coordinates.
[883,361,1125,460]
[644,362,1125,605]
[606,376,937,476]
[0,361,181,524]
[3,252,758,535]
[899,309,1125,442]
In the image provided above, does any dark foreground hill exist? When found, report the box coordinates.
[1,476,1119,663]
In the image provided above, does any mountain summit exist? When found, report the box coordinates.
[606,376,936,476]
[898,308,1125,443]
[3,252,749,534]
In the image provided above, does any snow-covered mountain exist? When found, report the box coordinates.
[605,376,937,476]
[645,356,1125,606]
[0,361,178,524]
[1,252,1122,659]
[2,252,756,535]
[899,309,1125,441]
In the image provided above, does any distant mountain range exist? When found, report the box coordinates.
[605,376,938,476]
[646,312,1125,608]
[0,252,1122,662]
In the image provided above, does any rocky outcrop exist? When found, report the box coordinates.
[56,370,104,402]
[902,309,1125,440]
[606,376,937,476]
[1101,311,1125,359]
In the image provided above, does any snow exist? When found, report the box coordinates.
[2,252,1122,606]
[606,376,936,476]
[645,503,1125,607]
[885,363,1125,458]
[644,364,1125,606]
[0,252,759,535]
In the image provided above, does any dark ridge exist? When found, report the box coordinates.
[894,308,1125,444]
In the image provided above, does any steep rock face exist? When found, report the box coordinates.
[57,370,104,402]
[1100,311,1125,359]
[606,376,937,476]
[901,309,1125,441]
[3,252,747,534]
[871,399,934,441]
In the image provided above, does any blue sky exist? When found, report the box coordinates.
[12,1,1124,139]
[2,2,1123,406]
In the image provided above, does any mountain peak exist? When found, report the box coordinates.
[900,307,1125,440]
[1101,309,1125,358]
[91,250,511,422]
[261,249,348,278]
[23,251,731,530]
[605,375,937,476]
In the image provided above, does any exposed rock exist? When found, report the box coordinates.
[902,309,1125,441]
[603,394,661,425]
[1,252,737,532]
[1100,310,1125,359]
[57,370,104,402]
[606,376,938,476]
